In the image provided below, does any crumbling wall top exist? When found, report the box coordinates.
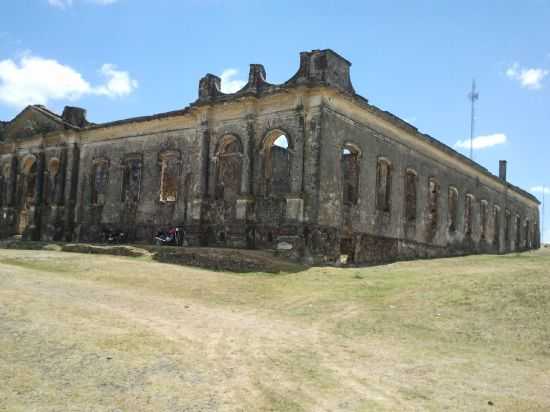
[195,49,356,104]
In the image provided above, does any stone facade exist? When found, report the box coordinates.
[0,49,541,264]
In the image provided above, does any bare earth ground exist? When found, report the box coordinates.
[1,248,549,412]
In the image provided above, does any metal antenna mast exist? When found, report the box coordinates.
[468,79,479,160]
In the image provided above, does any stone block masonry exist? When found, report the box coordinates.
[0,49,540,264]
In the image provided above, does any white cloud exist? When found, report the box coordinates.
[94,64,138,98]
[506,62,549,90]
[48,0,117,8]
[0,54,137,109]
[454,133,507,150]
[219,68,246,94]
[531,186,550,195]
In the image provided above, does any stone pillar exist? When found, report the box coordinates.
[186,122,210,246]
[64,144,80,241]
[200,123,210,198]
[302,105,323,223]
[26,151,45,240]
[7,156,17,207]
[56,148,68,206]
[243,115,256,195]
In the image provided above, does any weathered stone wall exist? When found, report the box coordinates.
[75,127,200,242]
[318,107,539,263]
[0,49,540,264]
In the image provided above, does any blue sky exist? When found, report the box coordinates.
[1,0,549,241]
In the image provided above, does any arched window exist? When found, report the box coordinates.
[264,131,290,196]
[448,186,458,232]
[341,144,360,205]
[427,178,440,235]
[91,158,109,206]
[480,200,488,239]
[464,194,474,236]
[215,135,242,202]
[159,151,180,203]
[121,154,142,203]
[404,169,417,222]
[376,158,392,212]
[21,156,37,208]
[493,205,501,246]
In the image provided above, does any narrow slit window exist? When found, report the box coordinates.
[480,200,488,239]
[493,205,501,245]
[464,194,474,236]
[404,169,417,222]
[448,187,458,232]
[341,145,360,205]
[428,178,440,235]
[376,158,392,212]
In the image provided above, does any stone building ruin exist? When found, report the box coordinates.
[0,49,541,264]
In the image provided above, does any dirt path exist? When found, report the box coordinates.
[1,250,549,411]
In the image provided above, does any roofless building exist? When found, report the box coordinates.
[0,49,540,263]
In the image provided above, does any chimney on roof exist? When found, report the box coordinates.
[62,106,88,128]
[198,74,221,101]
[499,160,507,181]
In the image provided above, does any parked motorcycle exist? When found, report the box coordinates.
[154,227,183,246]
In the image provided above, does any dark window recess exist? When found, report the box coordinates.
[448,188,458,232]
[464,195,473,235]
[504,210,511,243]
[404,171,417,222]
[160,156,179,203]
[428,179,440,234]
[215,138,242,202]
[341,146,359,205]
[23,161,38,208]
[122,157,142,203]
[376,159,391,212]
[91,160,109,205]
[493,206,501,245]
[480,201,488,239]
[266,135,290,196]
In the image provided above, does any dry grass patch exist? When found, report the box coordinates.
[1,248,549,411]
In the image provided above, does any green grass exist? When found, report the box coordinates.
[1,247,549,411]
